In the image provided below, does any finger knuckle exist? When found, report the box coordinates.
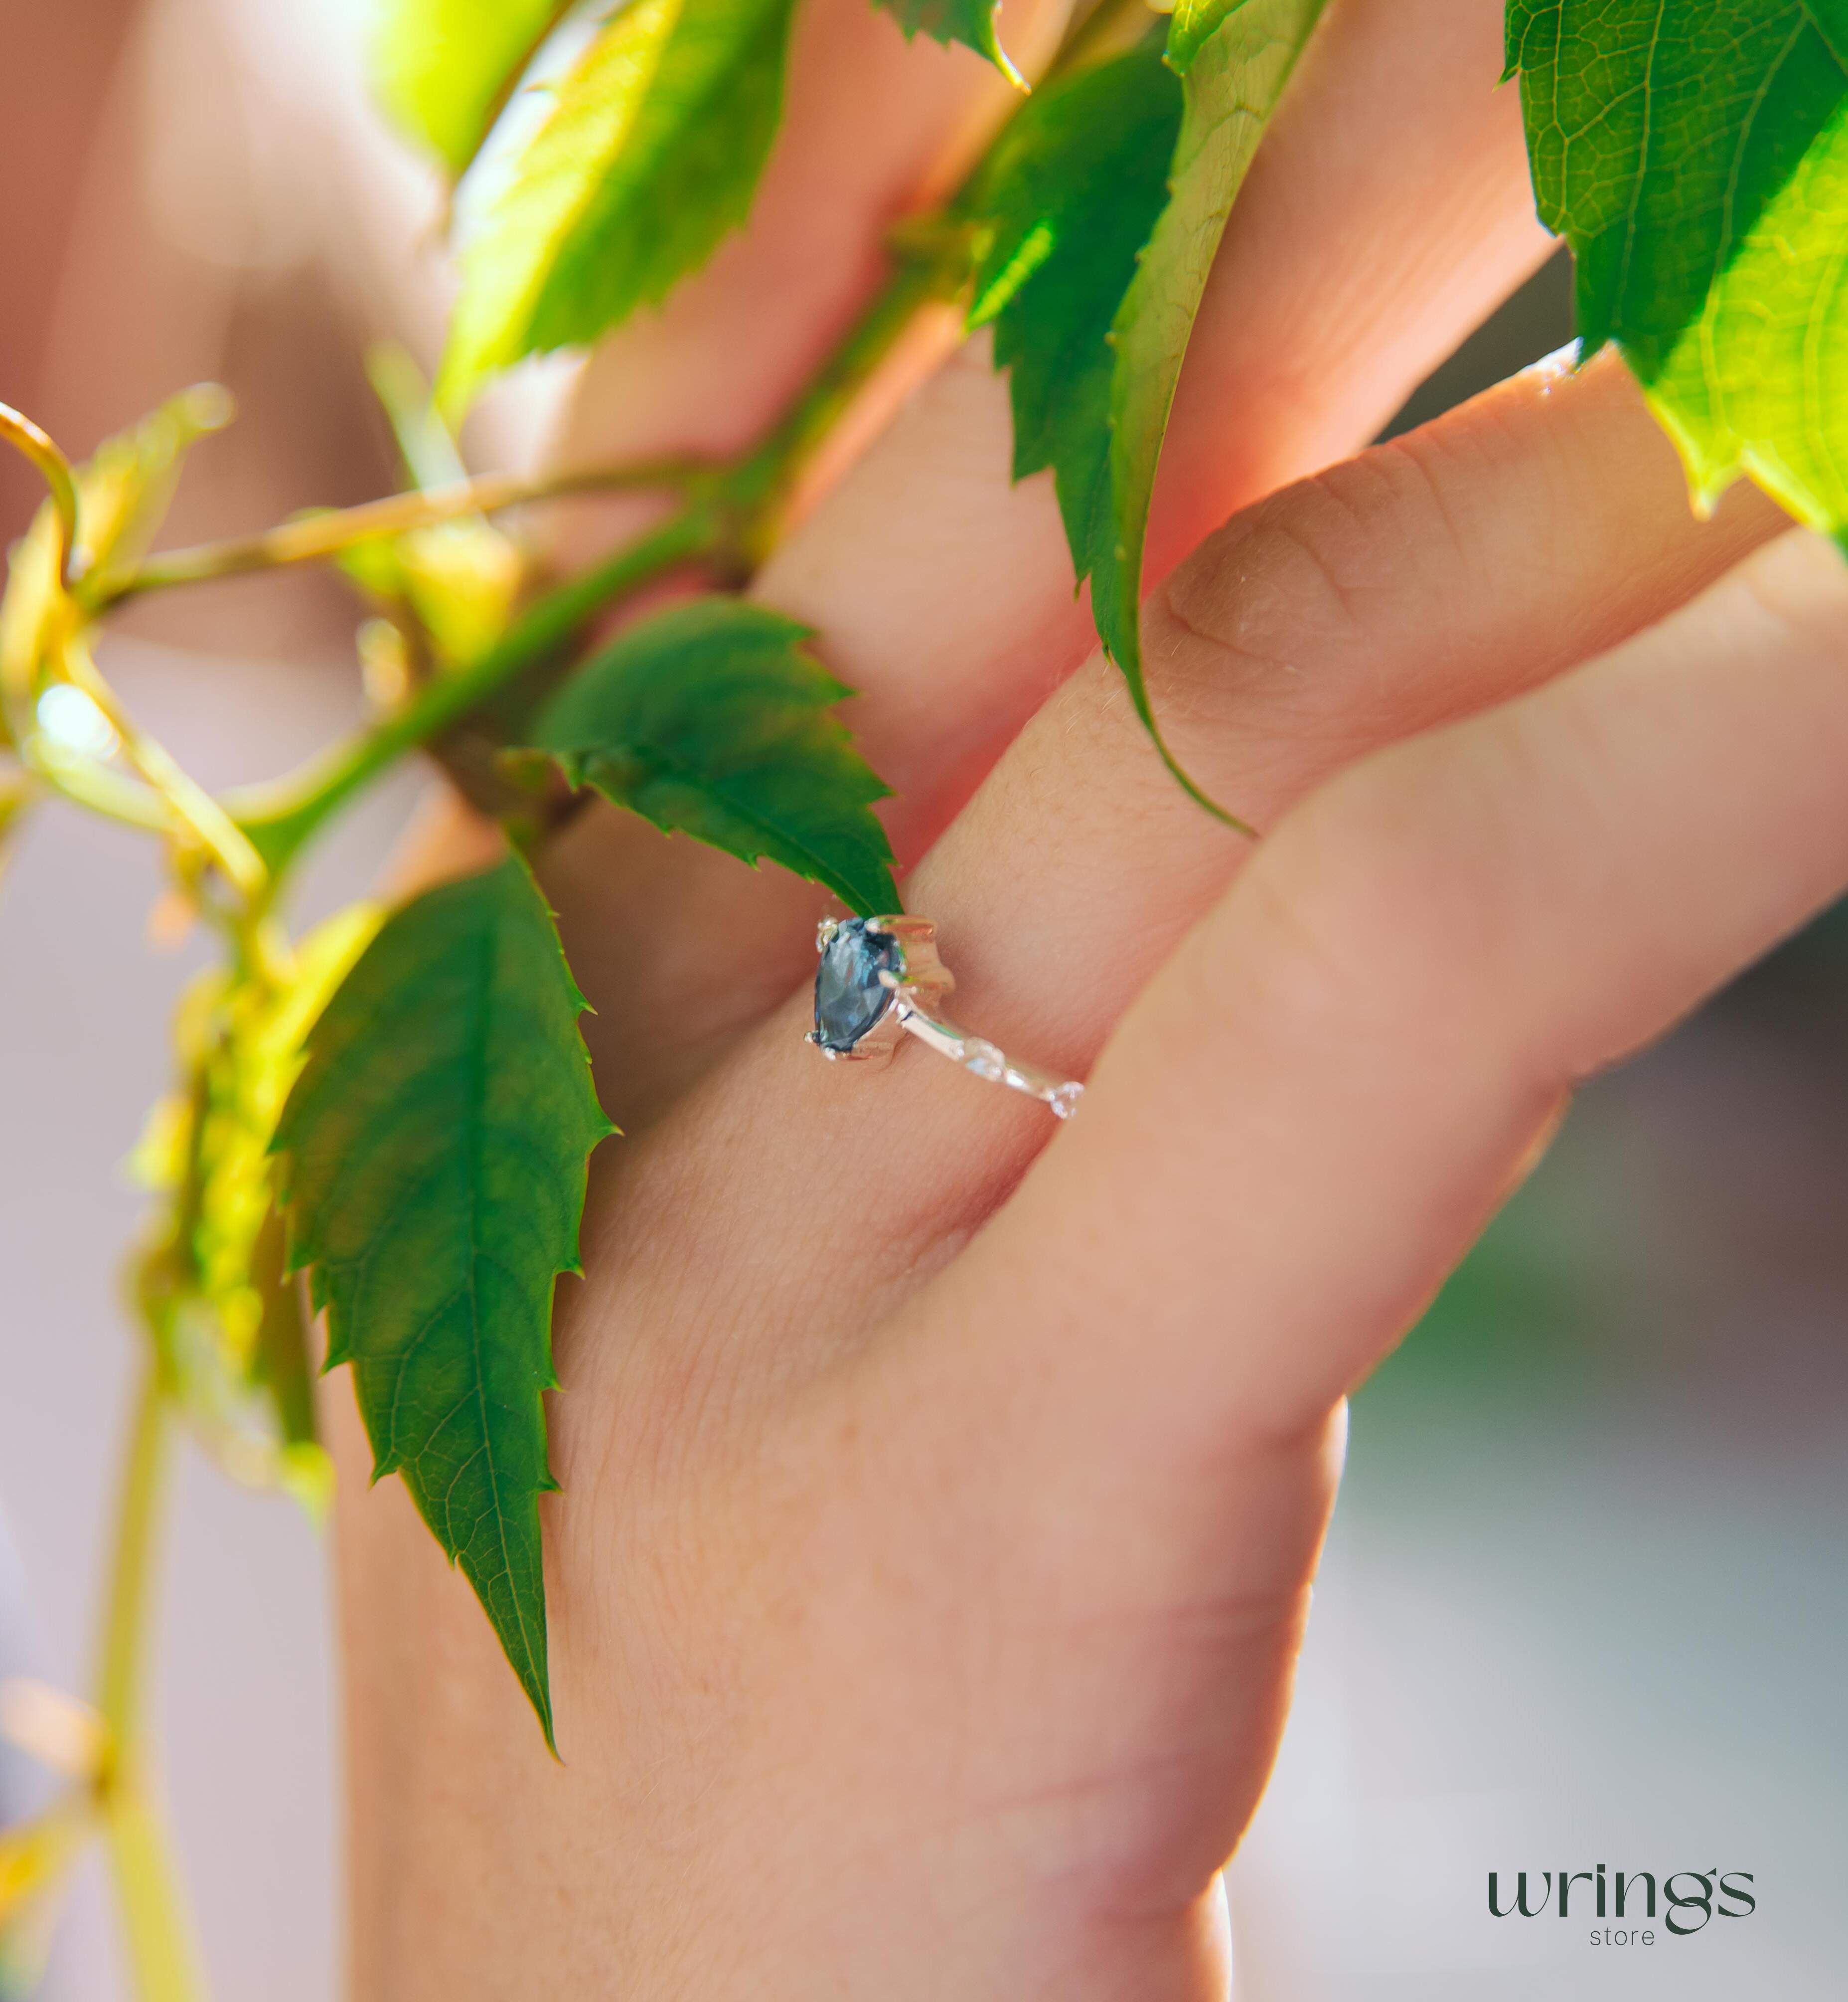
[1142,445,1476,776]
[1731,528,1848,659]
[1227,730,1539,1062]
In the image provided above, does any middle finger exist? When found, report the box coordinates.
[540,0,1558,1108]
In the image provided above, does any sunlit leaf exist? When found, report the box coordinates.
[2,387,230,767]
[1508,0,1848,536]
[966,32,1182,594]
[438,0,800,415]
[0,773,34,884]
[872,0,1023,86]
[1100,0,1326,808]
[0,1802,86,1990]
[274,858,613,1745]
[344,346,526,670]
[530,597,899,916]
[0,1816,72,1927]
[69,386,234,603]
[340,522,524,669]
[0,515,63,751]
[373,0,574,176]
[133,906,380,1508]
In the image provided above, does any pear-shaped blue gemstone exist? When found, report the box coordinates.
[814,918,903,1052]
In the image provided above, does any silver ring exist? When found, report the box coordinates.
[807,915,1083,1119]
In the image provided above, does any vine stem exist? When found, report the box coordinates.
[0,402,78,585]
[225,503,720,875]
[60,637,268,900]
[101,456,710,605]
[214,112,998,879]
[94,1368,205,2002]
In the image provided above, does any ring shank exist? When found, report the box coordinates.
[894,1001,1083,1119]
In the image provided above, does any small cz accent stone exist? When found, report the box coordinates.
[1048,1081,1083,1120]
[813,917,904,1053]
[961,1038,1006,1082]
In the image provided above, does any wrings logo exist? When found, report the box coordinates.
[1488,1866,1756,1944]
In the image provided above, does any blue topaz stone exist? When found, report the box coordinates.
[804,911,1081,1113]
[813,917,905,1053]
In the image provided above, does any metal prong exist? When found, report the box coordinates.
[805,910,1080,1113]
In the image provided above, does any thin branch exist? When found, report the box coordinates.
[0,403,79,586]
[19,750,170,835]
[226,503,722,876]
[61,637,268,897]
[94,1369,206,2002]
[102,458,713,604]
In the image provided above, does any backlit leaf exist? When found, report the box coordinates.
[133,906,380,1511]
[439,0,799,415]
[373,0,573,176]
[344,344,526,670]
[3,388,232,730]
[530,597,899,916]
[0,774,33,884]
[872,0,1023,86]
[69,385,234,604]
[1507,0,1848,535]
[340,520,524,670]
[966,32,1182,596]
[1101,0,1326,811]
[274,858,613,1744]
[0,1803,85,1989]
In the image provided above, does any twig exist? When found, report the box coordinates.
[102,458,712,604]
[226,504,722,875]
[0,403,79,587]
[94,1369,206,2002]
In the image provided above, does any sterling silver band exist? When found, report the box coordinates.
[807,915,1084,1119]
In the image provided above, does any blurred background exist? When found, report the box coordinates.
[0,4,1842,1999]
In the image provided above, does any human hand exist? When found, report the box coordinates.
[329,4,1842,1997]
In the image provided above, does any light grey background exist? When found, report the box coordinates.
[0,640,418,2001]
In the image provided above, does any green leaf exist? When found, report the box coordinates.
[438,0,800,415]
[1100,0,1326,816]
[872,0,1023,86]
[967,32,1182,596]
[274,858,613,1744]
[529,597,900,916]
[372,0,573,176]
[1507,0,1848,536]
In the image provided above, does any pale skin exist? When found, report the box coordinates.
[329,2,1847,1996]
